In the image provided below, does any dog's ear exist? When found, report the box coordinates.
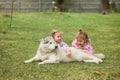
[44,40,49,44]
[49,36,54,40]
[42,37,49,44]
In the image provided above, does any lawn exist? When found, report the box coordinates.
[0,12,120,80]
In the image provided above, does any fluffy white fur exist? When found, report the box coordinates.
[24,37,105,64]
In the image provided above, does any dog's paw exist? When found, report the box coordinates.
[99,59,103,63]
[24,60,30,64]
[24,61,27,63]
[38,62,45,65]
[95,61,99,64]
[24,61,27,64]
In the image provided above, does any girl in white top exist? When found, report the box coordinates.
[50,29,70,54]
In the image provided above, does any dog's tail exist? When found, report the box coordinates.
[93,53,105,59]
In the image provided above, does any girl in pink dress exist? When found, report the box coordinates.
[72,29,93,54]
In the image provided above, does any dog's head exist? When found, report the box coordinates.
[40,36,58,53]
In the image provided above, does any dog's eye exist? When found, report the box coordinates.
[50,42,52,44]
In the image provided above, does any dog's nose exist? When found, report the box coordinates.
[55,46,58,49]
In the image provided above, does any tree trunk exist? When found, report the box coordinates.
[56,0,64,12]
[101,0,110,14]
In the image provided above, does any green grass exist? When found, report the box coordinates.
[0,12,120,80]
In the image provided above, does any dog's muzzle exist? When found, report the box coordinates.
[55,46,58,49]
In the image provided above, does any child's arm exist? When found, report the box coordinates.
[81,50,89,53]
[72,40,81,49]
[72,44,79,49]
[83,44,93,54]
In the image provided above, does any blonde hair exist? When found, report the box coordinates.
[76,29,89,43]
[50,29,63,38]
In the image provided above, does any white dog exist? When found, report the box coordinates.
[24,37,105,64]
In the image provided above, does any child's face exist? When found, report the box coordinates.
[53,32,62,43]
[76,39,85,46]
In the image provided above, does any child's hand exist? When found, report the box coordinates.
[82,50,88,53]
[74,46,80,49]
[66,52,71,57]
[76,47,80,49]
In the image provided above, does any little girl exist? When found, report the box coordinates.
[72,29,93,54]
[50,29,69,53]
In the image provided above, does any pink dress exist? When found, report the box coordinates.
[72,40,93,54]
